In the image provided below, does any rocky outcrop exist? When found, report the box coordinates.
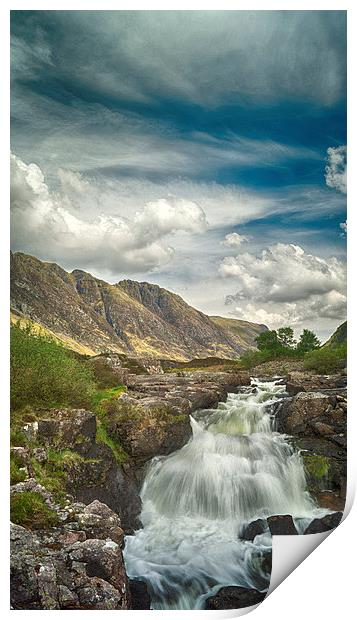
[10,499,130,610]
[274,381,347,511]
[106,371,251,462]
[15,409,142,532]
[285,371,347,396]
[205,586,266,609]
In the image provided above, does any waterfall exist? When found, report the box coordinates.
[124,378,327,609]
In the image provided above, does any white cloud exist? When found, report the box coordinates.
[223,232,250,247]
[325,145,347,194]
[10,153,208,274]
[221,243,346,328]
[340,220,347,235]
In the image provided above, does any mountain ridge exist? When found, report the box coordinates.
[10,251,267,361]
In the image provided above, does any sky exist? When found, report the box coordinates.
[10,10,347,341]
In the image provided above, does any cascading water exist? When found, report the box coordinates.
[124,378,327,609]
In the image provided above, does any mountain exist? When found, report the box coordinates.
[323,321,347,348]
[10,252,267,361]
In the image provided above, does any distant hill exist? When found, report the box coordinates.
[11,252,267,361]
[323,321,347,348]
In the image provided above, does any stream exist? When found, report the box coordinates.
[124,378,327,609]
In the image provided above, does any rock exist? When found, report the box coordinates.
[205,586,266,609]
[19,411,142,532]
[240,519,267,541]
[35,409,97,455]
[37,563,60,609]
[10,524,42,608]
[10,495,131,610]
[304,512,343,534]
[261,550,272,574]
[286,382,305,396]
[69,539,126,592]
[267,515,298,535]
[129,579,151,609]
[109,371,250,462]
[275,392,332,435]
[77,501,124,545]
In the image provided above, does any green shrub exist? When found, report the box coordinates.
[10,491,59,529]
[89,357,125,389]
[11,323,96,411]
[239,349,273,369]
[303,344,347,374]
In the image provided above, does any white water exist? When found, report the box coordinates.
[124,378,327,609]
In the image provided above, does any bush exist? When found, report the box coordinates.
[303,344,347,374]
[11,323,96,411]
[89,356,128,389]
[10,491,59,529]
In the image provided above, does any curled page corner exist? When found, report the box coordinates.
[267,530,331,596]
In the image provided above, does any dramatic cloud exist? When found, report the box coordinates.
[11,11,346,106]
[221,243,346,328]
[223,233,250,247]
[10,154,208,274]
[325,145,347,194]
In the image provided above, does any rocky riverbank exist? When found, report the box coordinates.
[10,369,251,610]
[10,365,346,609]
[274,371,347,511]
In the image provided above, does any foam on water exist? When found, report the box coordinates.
[124,378,326,609]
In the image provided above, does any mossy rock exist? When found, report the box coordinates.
[303,454,331,492]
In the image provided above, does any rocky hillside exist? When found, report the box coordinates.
[11,252,267,361]
[323,320,347,348]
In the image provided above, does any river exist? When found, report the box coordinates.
[124,378,327,609]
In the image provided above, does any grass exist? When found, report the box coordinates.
[10,454,27,485]
[303,454,330,480]
[91,385,129,463]
[10,491,59,529]
[96,422,129,463]
[91,386,126,412]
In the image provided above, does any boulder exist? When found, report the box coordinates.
[240,519,267,541]
[76,500,124,545]
[267,515,298,536]
[205,586,266,609]
[304,512,343,534]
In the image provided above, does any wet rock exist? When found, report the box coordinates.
[304,512,343,534]
[267,515,298,535]
[205,586,266,609]
[129,579,151,609]
[240,518,267,541]
[261,550,272,574]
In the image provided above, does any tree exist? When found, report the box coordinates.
[296,329,321,354]
[255,330,280,352]
[277,327,296,349]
